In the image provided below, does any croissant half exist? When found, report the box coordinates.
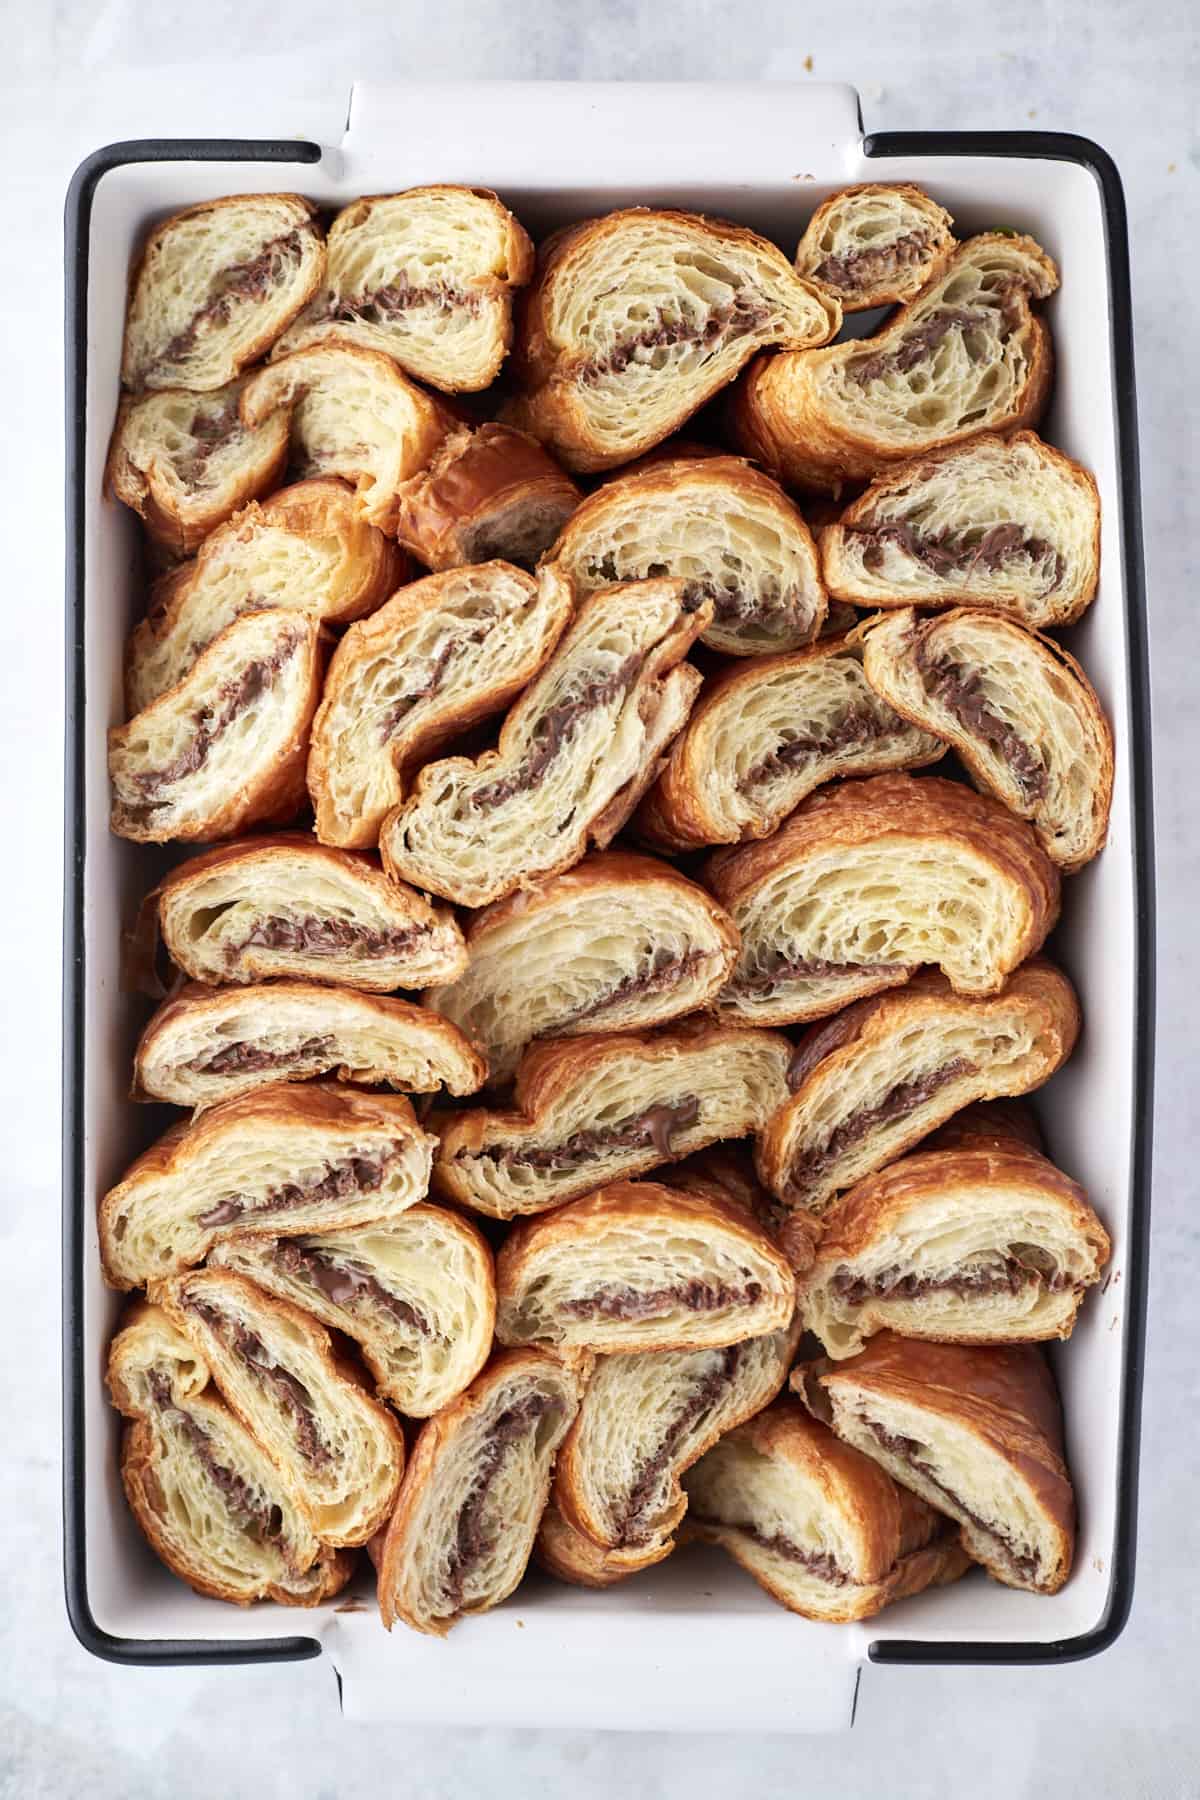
[379,577,711,906]
[511,208,840,471]
[857,607,1114,870]
[707,773,1060,1025]
[376,1348,583,1634]
[433,1021,794,1218]
[733,232,1058,492]
[393,423,581,571]
[680,1401,969,1621]
[637,633,945,853]
[795,1334,1075,1593]
[148,836,467,991]
[795,182,956,311]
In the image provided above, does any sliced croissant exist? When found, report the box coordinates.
[126,478,404,713]
[510,209,840,472]
[707,773,1060,1025]
[495,1181,796,1354]
[546,1319,801,1581]
[392,423,581,570]
[376,1348,583,1635]
[680,1400,969,1621]
[820,432,1101,627]
[427,850,741,1086]
[132,980,486,1110]
[543,453,826,656]
[794,1334,1075,1592]
[108,1303,352,1606]
[155,1268,405,1547]
[434,1021,793,1219]
[99,1082,435,1291]
[121,194,325,391]
[210,1204,495,1417]
[795,182,956,311]
[274,185,534,391]
[637,633,945,853]
[858,607,1114,870]
[239,342,455,533]
[108,609,324,844]
[536,1505,658,1588]
[307,562,572,848]
[798,1138,1110,1357]
[733,233,1058,492]
[106,381,289,556]
[380,577,710,906]
[148,835,466,991]
[756,960,1081,1215]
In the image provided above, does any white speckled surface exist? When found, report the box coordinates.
[2,2,1195,1791]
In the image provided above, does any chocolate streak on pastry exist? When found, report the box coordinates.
[692,1515,851,1585]
[735,953,910,997]
[813,230,931,294]
[470,651,647,811]
[613,1343,743,1545]
[464,1095,702,1175]
[847,308,991,385]
[582,295,771,384]
[237,915,426,961]
[848,519,1065,596]
[195,1144,402,1231]
[912,637,1048,802]
[146,1370,290,1556]
[160,227,315,367]
[444,1391,561,1604]
[131,632,302,799]
[830,1245,1072,1305]
[561,1276,763,1323]
[863,1418,1039,1581]
[185,1298,331,1469]
[740,706,897,791]
[272,1240,433,1336]
[783,1058,977,1195]
[379,616,497,743]
[175,399,245,485]
[328,273,482,327]
[556,949,716,1030]
[184,1033,336,1079]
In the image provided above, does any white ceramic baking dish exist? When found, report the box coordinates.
[63,81,1154,1730]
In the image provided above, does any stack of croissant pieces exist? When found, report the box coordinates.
[101,176,1115,1635]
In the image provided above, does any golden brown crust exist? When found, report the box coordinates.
[927,1099,1044,1153]
[393,423,581,570]
[536,1502,670,1587]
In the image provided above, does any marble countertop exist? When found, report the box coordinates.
[2,2,1195,1793]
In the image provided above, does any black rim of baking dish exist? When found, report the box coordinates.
[62,128,1154,1672]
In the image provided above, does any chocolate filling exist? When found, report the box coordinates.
[146,1370,287,1554]
[850,518,1065,597]
[160,227,312,366]
[238,914,425,961]
[195,1144,399,1232]
[443,1391,561,1605]
[613,1344,743,1545]
[863,1418,1039,1580]
[785,1058,977,1194]
[272,1240,433,1336]
[556,948,713,1030]
[847,307,991,386]
[379,617,496,742]
[831,1244,1070,1306]
[470,651,646,811]
[913,638,1048,802]
[741,705,897,791]
[184,1033,336,1080]
[131,633,301,800]
[475,1094,702,1176]
[585,558,801,634]
[328,273,480,327]
[186,1299,331,1470]
[582,295,771,384]
[813,229,931,293]
[710,1520,850,1585]
[734,952,910,997]
[175,399,244,486]
[561,1275,763,1324]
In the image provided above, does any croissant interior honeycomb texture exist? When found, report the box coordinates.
[210,1203,495,1417]
[125,478,403,713]
[376,1349,582,1634]
[798,1138,1110,1357]
[433,1021,794,1218]
[637,632,945,853]
[821,431,1101,626]
[794,182,956,311]
[794,1334,1075,1593]
[733,232,1059,491]
[154,1268,405,1547]
[150,836,467,991]
[274,185,534,391]
[239,341,455,531]
[857,606,1114,870]
[510,209,841,471]
[99,1082,436,1291]
[133,979,486,1110]
[392,422,581,571]
[427,852,741,1085]
[707,773,1061,1025]
[307,562,572,848]
[681,1400,970,1621]
[495,1181,796,1354]
[108,609,324,844]
[107,380,290,555]
[121,195,326,391]
[757,960,1081,1214]
[380,578,710,906]
[107,1304,353,1606]
[544,453,826,656]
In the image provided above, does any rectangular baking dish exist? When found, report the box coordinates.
[63,81,1155,1730]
